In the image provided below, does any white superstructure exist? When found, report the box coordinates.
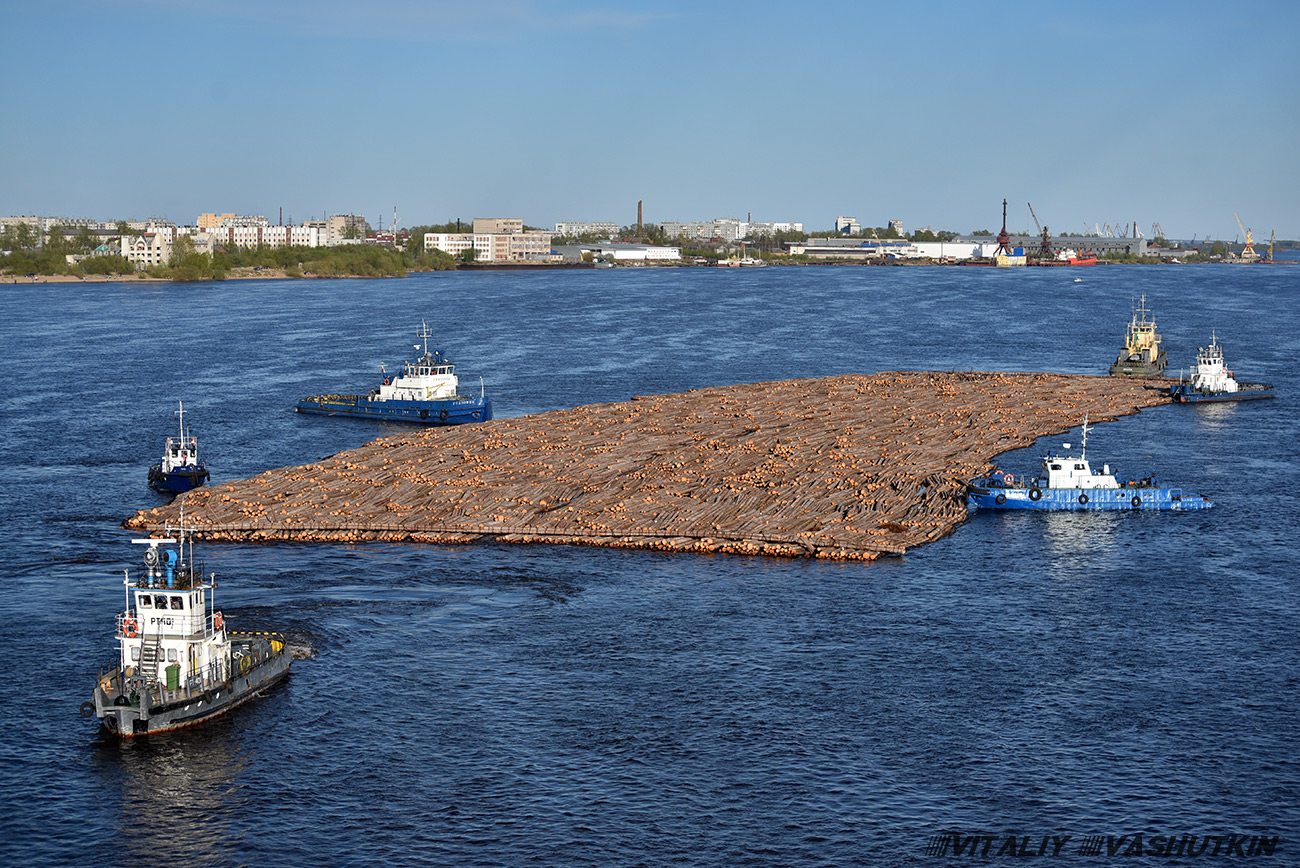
[1040,418,1121,491]
[117,537,228,694]
[1186,331,1240,395]
[377,321,461,401]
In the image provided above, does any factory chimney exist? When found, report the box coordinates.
[637,200,643,238]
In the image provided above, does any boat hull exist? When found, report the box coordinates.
[295,394,492,425]
[968,485,1212,511]
[91,646,291,738]
[1109,354,1168,377]
[1170,383,1274,403]
[147,463,209,493]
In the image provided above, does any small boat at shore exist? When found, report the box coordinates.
[296,322,492,426]
[967,417,1212,512]
[1036,248,1098,266]
[85,527,291,737]
[147,401,209,493]
[1169,331,1274,403]
[1109,295,1168,377]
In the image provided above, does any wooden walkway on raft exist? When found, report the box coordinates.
[124,372,1172,560]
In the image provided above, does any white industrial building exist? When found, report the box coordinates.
[425,220,554,262]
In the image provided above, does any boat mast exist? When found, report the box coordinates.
[417,319,433,357]
[1079,415,1091,461]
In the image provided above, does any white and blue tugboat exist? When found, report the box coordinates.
[1169,331,1274,403]
[85,526,291,737]
[967,417,1213,511]
[147,401,210,493]
[296,321,492,425]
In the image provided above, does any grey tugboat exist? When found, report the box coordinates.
[85,527,290,737]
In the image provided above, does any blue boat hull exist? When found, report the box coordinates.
[148,464,209,493]
[1169,384,1274,403]
[295,394,492,425]
[968,485,1212,511]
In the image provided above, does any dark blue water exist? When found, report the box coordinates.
[1,265,1297,866]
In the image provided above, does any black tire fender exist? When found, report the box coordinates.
[1078,493,1089,505]
[1029,488,1042,501]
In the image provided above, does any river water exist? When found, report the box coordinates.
[1,264,1296,866]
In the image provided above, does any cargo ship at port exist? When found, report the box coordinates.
[296,322,492,425]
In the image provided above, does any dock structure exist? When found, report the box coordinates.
[124,373,1172,560]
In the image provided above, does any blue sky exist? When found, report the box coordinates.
[2,1,1296,241]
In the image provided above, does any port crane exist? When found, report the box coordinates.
[1234,212,1258,259]
[1026,202,1052,258]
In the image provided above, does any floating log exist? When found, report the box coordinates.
[123,373,1172,560]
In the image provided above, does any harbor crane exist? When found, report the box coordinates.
[1234,212,1257,259]
[1026,202,1052,258]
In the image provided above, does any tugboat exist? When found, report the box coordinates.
[84,527,291,737]
[1109,295,1168,376]
[967,417,1213,511]
[147,401,210,493]
[296,322,492,425]
[1169,331,1274,403]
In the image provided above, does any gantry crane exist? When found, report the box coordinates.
[1234,212,1258,259]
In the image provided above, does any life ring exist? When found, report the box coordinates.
[80,701,95,718]
[1132,495,1142,508]
[383,377,391,386]
[439,409,449,421]
[1078,493,1089,505]
[995,493,1007,505]
[214,612,224,632]
[122,617,139,638]
[1029,487,1042,501]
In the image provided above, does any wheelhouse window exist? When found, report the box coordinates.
[139,596,153,608]
[170,596,184,610]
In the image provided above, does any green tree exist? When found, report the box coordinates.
[458,246,479,264]
[44,225,66,254]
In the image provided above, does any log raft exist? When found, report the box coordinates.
[123,372,1172,561]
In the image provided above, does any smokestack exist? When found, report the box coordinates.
[279,206,282,226]
[637,200,643,237]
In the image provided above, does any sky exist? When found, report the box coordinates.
[2,1,1297,242]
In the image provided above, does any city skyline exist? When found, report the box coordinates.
[2,1,1297,242]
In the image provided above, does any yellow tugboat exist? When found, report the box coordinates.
[1109,295,1168,377]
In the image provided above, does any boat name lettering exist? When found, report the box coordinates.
[149,616,176,627]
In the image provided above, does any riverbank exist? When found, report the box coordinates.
[125,371,1172,560]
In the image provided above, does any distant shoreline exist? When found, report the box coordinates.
[4,259,1293,286]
